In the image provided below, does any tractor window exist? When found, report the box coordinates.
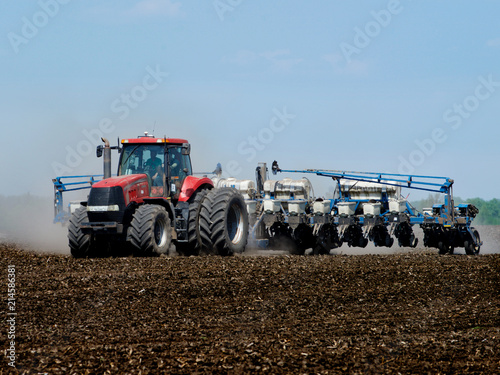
[119,144,165,180]
[119,145,142,176]
[169,146,192,180]
[168,146,192,199]
[144,148,165,187]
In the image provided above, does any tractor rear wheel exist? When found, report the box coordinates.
[207,188,249,256]
[177,189,210,256]
[199,191,214,255]
[68,206,91,258]
[128,205,171,256]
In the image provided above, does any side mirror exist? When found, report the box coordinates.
[182,143,191,155]
[96,145,103,158]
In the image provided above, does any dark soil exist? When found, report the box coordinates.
[1,244,499,374]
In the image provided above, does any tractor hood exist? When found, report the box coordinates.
[93,174,149,194]
[88,174,150,223]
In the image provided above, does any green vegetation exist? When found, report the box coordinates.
[462,198,500,225]
[410,194,500,225]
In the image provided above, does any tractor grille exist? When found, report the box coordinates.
[87,186,126,223]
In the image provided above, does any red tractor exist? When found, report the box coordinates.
[68,133,249,257]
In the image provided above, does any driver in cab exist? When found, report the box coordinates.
[144,149,164,186]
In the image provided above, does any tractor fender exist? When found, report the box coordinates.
[179,176,214,202]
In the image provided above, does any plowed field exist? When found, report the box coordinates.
[1,243,499,374]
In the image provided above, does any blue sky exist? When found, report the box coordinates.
[0,0,499,200]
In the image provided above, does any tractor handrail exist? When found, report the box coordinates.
[53,174,106,223]
[53,175,104,191]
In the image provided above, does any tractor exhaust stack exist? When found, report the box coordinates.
[101,137,112,180]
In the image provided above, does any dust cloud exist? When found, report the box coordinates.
[0,194,73,254]
[475,225,500,254]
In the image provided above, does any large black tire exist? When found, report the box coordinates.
[438,241,454,255]
[68,206,91,258]
[199,192,214,255]
[207,188,249,256]
[177,189,210,256]
[312,223,340,255]
[290,224,314,255]
[128,205,171,256]
[438,241,447,255]
[288,244,306,255]
[465,228,481,255]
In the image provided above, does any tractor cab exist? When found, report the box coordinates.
[118,137,192,199]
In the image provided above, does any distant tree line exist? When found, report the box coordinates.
[410,194,500,225]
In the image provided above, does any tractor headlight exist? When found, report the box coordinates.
[87,205,120,212]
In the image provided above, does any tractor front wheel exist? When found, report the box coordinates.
[68,206,91,258]
[128,205,171,256]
